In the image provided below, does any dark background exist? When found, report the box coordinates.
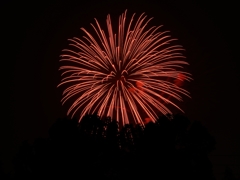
[1,0,239,179]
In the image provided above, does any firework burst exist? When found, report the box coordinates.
[58,10,192,127]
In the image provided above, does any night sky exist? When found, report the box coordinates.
[1,0,240,179]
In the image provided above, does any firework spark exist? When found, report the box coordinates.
[58,10,192,127]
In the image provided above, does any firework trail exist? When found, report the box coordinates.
[58,10,192,127]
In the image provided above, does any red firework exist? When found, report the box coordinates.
[58,10,192,126]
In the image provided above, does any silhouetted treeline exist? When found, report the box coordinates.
[12,114,216,179]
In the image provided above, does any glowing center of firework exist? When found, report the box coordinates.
[116,70,127,82]
[58,10,192,127]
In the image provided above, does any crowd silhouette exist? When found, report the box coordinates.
[10,113,216,179]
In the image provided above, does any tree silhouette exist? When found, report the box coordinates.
[222,166,237,180]
[13,114,216,179]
